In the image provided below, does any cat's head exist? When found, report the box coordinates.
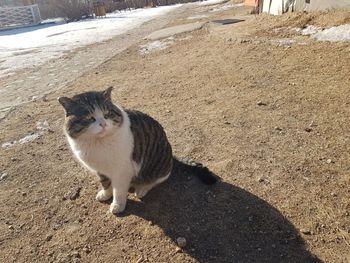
[58,87,123,139]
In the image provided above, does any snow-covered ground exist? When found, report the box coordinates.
[197,0,227,6]
[0,5,181,77]
[312,24,350,42]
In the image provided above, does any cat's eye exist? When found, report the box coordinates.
[104,112,112,119]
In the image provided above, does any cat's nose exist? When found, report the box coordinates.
[99,120,107,128]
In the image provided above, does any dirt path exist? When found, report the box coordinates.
[1,2,349,263]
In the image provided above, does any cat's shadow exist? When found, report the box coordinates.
[120,172,322,263]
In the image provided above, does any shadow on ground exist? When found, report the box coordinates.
[121,171,322,263]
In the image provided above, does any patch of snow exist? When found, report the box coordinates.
[197,0,227,6]
[36,120,50,131]
[187,14,209,20]
[140,34,193,54]
[41,18,66,24]
[2,120,51,148]
[0,5,181,77]
[271,38,296,47]
[140,38,174,54]
[210,3,244,12]
[18,133,41,144]
[301,25,321,36]
[2,141,16,149]
[312,24,350,42]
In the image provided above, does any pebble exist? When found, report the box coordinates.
[8,225,14,230]
[83,245,91,254]
[326,159,333,164]
[300,228,312,235]
[52,224,61,230]
[330,192,337,197]
[11,157,17,161]
[274,126,282,131]
[46,234,53,241]
[257,101,267,106]
[64,187,81,200]
[0,173,8,180]
[176,237,187,248]
[304,127,312,132]
[257,177,264,183]
[175,247,182,253]
[71,251,81,258]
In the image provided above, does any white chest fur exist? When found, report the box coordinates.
[67,112,135,179]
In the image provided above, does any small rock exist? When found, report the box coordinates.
[148,221,153,226]
[271,244,276,248]
[47,251,54,257]
[21,192,27,196]
[330,192,337,197]
[300,228,312,235]
[52,224,61,230]
[8,225,14,230]
[46,234,53,241]
[72,251,81,258]
[11,157,17,161]
[326,159,334,164]
[0,173,8,180]
[83,245,91,254]
[175,247,182,253]
[304,127,312,132]
[274,127,282,131]
[224,121,231,125]
[258,177,264,183]
[257,101,267,106]
[64,187,81,200]
[176,237,186,248]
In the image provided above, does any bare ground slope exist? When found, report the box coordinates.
[0,4,349,263]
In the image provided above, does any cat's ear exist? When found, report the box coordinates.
[102,86,113,100]
[58,97,76,116]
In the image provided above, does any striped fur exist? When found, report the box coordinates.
[59,87,217,214]
[127,110,173,186]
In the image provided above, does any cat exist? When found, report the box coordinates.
[58,87,217,214]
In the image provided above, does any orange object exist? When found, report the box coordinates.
[244,0,256,6]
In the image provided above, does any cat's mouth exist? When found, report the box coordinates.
[96,128,109,137]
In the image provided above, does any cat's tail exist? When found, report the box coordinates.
[172,157,218,185]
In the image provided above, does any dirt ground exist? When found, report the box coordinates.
[1,2,349,263]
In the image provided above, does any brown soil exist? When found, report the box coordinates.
[1,4,349,263]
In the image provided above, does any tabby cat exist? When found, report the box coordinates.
[58,87,217,214]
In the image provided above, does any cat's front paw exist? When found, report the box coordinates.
[110,202,126,214]
[96,189,112,202]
